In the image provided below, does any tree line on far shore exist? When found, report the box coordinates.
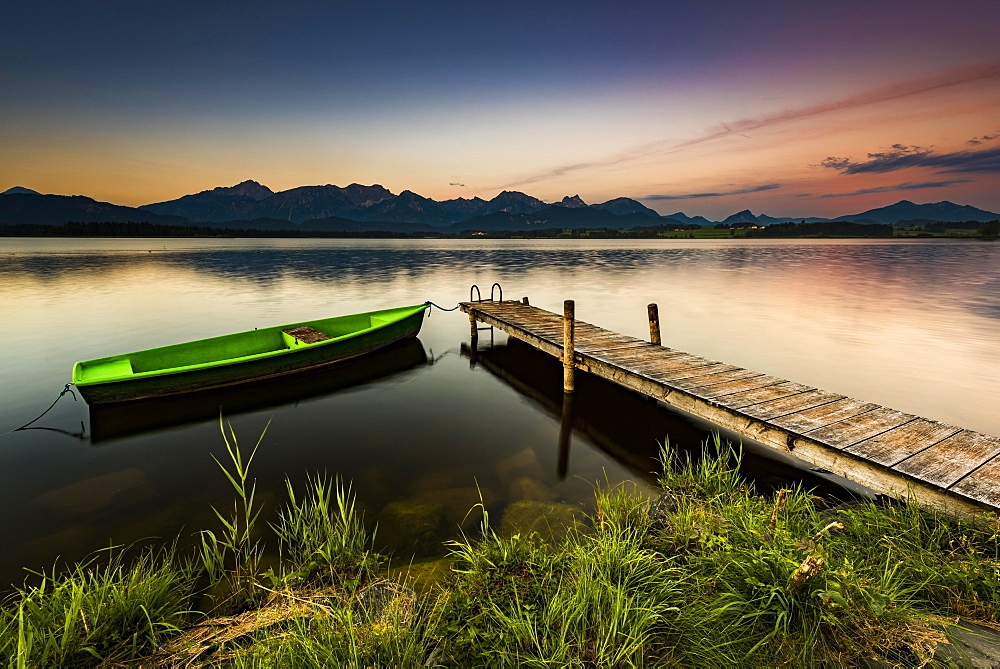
[0,219,997,239]
[744,221,892,238]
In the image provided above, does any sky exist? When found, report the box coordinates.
[1,0,998,219]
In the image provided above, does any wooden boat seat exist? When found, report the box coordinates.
[281,325,333,345]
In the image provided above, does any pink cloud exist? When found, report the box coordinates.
[499,62,1000,189]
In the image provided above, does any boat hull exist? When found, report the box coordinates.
[89,338,428,442]
[73,305,427,404]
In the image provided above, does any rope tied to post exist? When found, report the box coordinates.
[423,301,460,312]
[9,383,77,434]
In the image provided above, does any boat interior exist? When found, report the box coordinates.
[77,312,398,381]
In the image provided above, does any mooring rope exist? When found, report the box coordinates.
[5,383,77,435]
[423,301,460,312]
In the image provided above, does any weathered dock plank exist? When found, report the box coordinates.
[722,382,817,411]
[769,398,880,433]
[805,408,916,450]
[845,419,962,467]
[950,455,1000,508]
[896,431,1000,488]
[460,300,1000,516]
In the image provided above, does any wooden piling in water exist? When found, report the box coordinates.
[563,300,575,393]
[558,391,574,478]
[469,309,478,341]
[648,303,661,345]
[522,296,530,305]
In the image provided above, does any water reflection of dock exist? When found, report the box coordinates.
[462,338,838,493]
[461,300,1000,517]
[89,338,427,443]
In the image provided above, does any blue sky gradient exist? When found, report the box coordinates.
[2,0,998,217]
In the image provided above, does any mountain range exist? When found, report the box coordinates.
[1,182,997,231]
[137,181,671,226]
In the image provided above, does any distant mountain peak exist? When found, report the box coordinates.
[214,180,273,201]
[722,209,759,224]
[557,194,587,208]
[396,189,431,202]
[341,183,394,207]
[837,199,1000,224]
[2,186,41,195]
[665,211,713,226]
[593,197,660,218]
[492,190,540,201]
[487,190,547,214]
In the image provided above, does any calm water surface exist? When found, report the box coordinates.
[1,238,998,586]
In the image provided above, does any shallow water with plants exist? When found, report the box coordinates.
[1,237,998,590]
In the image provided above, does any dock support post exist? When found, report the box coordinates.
[648,303,661,345]
[469,309,478,342]
[522,296,530,305]
[563,300,575,393]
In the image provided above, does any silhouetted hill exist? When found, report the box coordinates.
[12,179,999,230]
[137,180,682,226]
[140,180,274,221]
[593,197,659,217]
[141,183,557,225]
[0,193,188,225]
[721,210,828,225]
[664,211,713,227]
[722,209,758,225]
[338,183,395,208]
[141,182,393,224]
[483,190,548,215]
[836,200,999,224]
[436,196,490,220]
[224,180,273,201]
[248,185,373,223]
[360,189,451,224]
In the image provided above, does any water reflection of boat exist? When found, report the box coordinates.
[89,337,427,444]
[463,338,837,492]
[74,304,429,404]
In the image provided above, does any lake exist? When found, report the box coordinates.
[1,237,998,587]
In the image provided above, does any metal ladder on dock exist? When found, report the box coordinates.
[467,283,503,344]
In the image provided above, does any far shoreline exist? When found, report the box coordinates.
[1,220,996,241]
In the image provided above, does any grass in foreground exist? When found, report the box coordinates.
[0,546,198,667]
[4,433,1000,666]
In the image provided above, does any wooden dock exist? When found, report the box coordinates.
[460,300,1000,517]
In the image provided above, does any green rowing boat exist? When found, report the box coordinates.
[73,303,429,404]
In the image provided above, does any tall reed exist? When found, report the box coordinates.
[272,474,381,587]
[197,417,269,610]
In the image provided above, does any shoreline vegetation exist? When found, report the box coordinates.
[1,219,998,240]
[3,429,1000,666]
